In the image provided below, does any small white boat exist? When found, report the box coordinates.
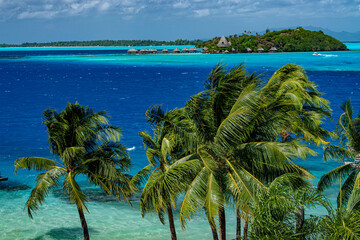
[126,146,136,151]
[313,52,320,56]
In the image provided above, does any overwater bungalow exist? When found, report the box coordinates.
[217,35,232,48]
[257,47,264,53]
[140,48,148,54]
[127,48,138,54]
[162,48,169,53]
[182,48,189,53]
[150,48,158,53]
[269,47,277,52]
[189,47,197,53]
[246,47,252,53]
[173,48,180,53]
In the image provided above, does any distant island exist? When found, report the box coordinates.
[197,27,348,53]
[0,27,348,54]
[0,39,203,48]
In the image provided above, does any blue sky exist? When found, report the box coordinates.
[0,0,360,43]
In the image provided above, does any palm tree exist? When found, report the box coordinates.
[318,99,360,208]
[134,106,201,240]
[136,131,201,240]
[14,103,134,240]
[249,173,330,240]
[223,63,333,239]
[179,63,332,240]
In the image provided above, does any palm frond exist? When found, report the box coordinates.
[14,157,58,174]
[26,167,66,218]
[317,163,354,192]
[63,172,88,212]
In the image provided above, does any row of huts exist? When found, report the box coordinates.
[201,46,278,53]
[128,47,198,54]
[127,46,278,54]
[244,46,278,53]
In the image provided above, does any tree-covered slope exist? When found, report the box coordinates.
[197,27,348,52]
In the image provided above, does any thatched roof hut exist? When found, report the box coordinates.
[217,35,232,48]
[173,48,181,53]
[140,48,148,54]
[127,48,138,54]
[269,47,277,52]
[189,47,197,53]
[257,47,264,53]
[162,48,169,53]
[246,47,252,53]
[182,48,189,53]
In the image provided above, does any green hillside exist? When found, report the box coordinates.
[197,27,348,52]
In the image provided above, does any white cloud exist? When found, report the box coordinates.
[18,10,59,19]
[0,0,357,21]
[194,8,209,17]
[98,2,110,11]
[173,1,190,8]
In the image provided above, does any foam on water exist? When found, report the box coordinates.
[0,47,360,239]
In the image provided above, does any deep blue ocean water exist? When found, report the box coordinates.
[0,44,359,239]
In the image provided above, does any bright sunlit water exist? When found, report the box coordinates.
[0,43,360,239]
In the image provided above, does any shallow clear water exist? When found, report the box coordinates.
[0,45,360,239]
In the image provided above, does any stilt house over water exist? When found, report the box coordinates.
[127,48,138,54]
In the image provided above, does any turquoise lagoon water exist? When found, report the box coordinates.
[0,44,360,239]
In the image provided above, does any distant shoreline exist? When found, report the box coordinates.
[0,45,196,49]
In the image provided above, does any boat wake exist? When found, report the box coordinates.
[127,146,136,151]
[313,52,338,57]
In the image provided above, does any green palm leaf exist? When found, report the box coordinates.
[317,163,354,192]
[26,166,66,218]
[14,157,58,174]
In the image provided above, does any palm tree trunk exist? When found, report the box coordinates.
[77,207,90,240]
[205,207,219,240]
[296,206,305,238]
[218,206,226,240]
[236,206,241,240]
[167,206,177,240]
[209,219,219,240]
[243,211,249,240]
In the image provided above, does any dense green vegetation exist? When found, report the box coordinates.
[0,39,203,47]
[16,63,360,240]
[198,27,348,52]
